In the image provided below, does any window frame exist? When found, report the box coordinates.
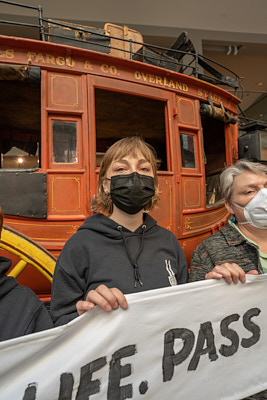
[48,115,82,169]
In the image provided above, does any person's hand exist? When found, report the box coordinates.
[247,269,259,275]
[205,263,258,284]
[76,284,128,315]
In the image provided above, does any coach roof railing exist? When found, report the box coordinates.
[0,0,244,98]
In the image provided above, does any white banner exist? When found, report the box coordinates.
[0,275,267,400]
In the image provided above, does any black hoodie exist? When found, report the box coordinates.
[51,213,188,326]
[0,256,53,342]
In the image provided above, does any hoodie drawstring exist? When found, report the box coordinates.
[117,225,146,288]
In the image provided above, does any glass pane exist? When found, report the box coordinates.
[180,134,196,169]
[52,121,77,163]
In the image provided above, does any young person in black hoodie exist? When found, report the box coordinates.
[0,207,53,341]
[51,137,188,326]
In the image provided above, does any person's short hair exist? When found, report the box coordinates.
[93,136,160,214]
[220,159,267,202]
[0,206,3,237]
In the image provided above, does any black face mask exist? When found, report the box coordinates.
[109,172,155,215]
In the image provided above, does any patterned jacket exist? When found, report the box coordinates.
[189,222,263,282]
[189,222,267,400]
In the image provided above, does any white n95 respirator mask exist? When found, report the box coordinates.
[233,188,267,229]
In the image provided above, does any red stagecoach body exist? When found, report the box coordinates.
[0,15,243,299]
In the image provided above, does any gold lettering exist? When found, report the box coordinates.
[197,88,221,102]
[5,49,14,59]
[163,77,168,87]
[212,95,221,103]
[56,56,65,66]
[141,72,148,82]
[183,84,188,92]
[134,71,141,80]
[110,65,117,75]
[84,60,92,70]
[45,54,56,65]
[27,52,36,62]
[101,64,109,73]
[155,76,163,85]
[133,70,188,93]
[66,57,75,67]
[35,53,45,63]
[101,64,117,74]
[25,51,74,67]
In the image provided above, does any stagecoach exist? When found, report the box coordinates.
[1,1,266,302]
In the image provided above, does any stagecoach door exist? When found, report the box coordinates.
[88,76,181,233]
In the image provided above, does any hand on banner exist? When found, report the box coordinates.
[76,284,128,315]
[205,263,258,284]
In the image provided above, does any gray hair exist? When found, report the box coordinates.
[220,159,267,202]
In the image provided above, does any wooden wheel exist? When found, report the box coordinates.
[0,226,55,282]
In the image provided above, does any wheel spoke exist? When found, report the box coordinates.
[8,259,28,278]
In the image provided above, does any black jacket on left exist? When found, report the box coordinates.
[0,256,53,342]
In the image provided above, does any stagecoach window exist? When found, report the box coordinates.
[1,144,39,169]
[95,89,167,170]
[0,66,41,169]
[52,121,77,163]
[180,134,196,169]
[201,115,226,205]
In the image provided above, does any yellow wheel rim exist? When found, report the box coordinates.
[0,226,55,282]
